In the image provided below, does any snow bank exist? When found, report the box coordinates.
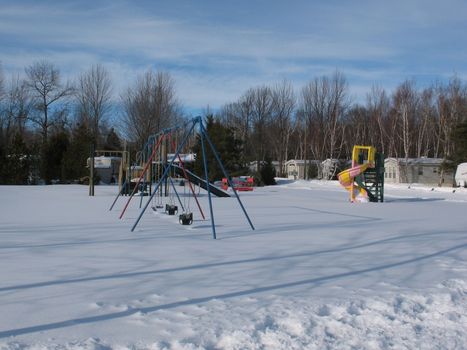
[1,279,465,349]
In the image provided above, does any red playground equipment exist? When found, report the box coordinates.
[222,176,254,191]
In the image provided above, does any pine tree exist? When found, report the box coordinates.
[62,123,93,181]
[104,128,122,151]
[193,116,246,182]
[43,131,70,183]
[4,132,31,184]
[0,142,5,183]
[452,121,467,164]
[259,157,277,185]
[440,121,467,178]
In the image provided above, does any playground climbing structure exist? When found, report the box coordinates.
[338,145,384,203]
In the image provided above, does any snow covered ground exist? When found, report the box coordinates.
[0,180,466,349]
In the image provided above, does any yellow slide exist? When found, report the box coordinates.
[338,145,376,202]
[337,164,369,202]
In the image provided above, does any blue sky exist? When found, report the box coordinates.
[1,0,466,113]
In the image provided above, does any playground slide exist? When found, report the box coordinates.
[170,164,231,198]
[337,164,370,202]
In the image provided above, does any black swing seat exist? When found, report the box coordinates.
[179,212,193,225]
[165,204,178,215]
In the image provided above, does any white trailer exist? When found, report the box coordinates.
[455,163,467,187]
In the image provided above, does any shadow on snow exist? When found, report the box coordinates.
[0,242,465,338]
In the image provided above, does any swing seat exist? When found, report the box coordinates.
[165,204,178,215]
[179,212,193,225]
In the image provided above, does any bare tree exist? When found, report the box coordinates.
[3,75,31,141]
[301,71,349,163]
[0,64,6,148]
[219,102,246,159]
[437,77,466,159]
[270,80,295,175]
[328,72,349,161]
[392,80,418,181]
[121,70,181,149]
[234,89,256,161]
[343,105,370,155]
[76,64,112,146]
[301,79,324,162]
[25,60,73,144]
[0,63,4,101]
[416,88,434,158]
[366,85,390,155]
[394,81,418,158]
[238,90,255,148]
[292,109,306,160]
[250,86,273,169]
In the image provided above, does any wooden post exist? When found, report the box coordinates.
[304,122,308,180]
[163,137,169,197]
[89,144,95,196]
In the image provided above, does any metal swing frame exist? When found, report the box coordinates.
[114,116,255,239]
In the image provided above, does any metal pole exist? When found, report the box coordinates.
[131,121,197,232]
[139,140,151,208]
[163,136,168,197]
[200,123,216,239]
[119,134,165,219]
[167,133,205,219]
[127,145,131,195]
[201,121,255,231]
[109,179,126,211]
[168,176,185,212]
[109,138,151,210]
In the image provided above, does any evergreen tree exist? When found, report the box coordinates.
[193,116,246,182]
[0,142,5,183]
[28,139,42,185]
[62,123,93,181]
[442,121,467,173]
[307,162,319,179]
[4,132,31,184]
[259,157,277,185]
[452,121,467,164]
[43,131,70,183]
[103,128,122,151]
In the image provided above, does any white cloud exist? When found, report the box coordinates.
[0,1,399,63]
[0,0,466,110]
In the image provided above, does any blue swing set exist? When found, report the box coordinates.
[110,116,255,239]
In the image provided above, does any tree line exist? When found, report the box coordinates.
[0,61,181,184]
[218,71,467,178]
[0,60,466,185]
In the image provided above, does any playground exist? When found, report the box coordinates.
[0,180,466,349]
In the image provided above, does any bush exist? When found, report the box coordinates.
[308,163,319,179]
[259,158,276,186]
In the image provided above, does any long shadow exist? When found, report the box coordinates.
[291,206,382,221]
[0,234,170,250]
[384,197,444,203]
[1,229,464,293]
[0,242,465,339]
[228,202,391,239]
[0,228,219,249]
[0,220,212,249]
[275,179,296,185]
[219,220,381,241]
[0,207,380,250]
